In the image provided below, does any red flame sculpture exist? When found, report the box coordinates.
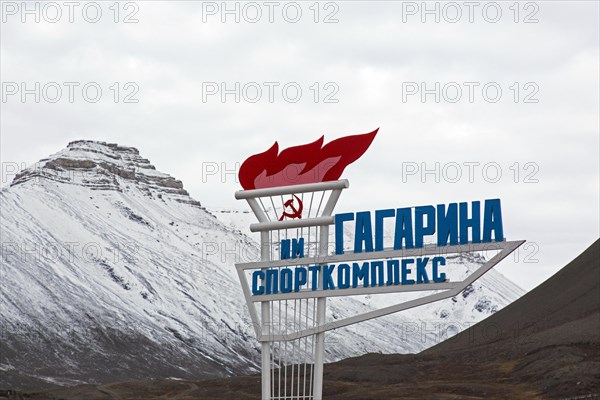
[239,128,378,190]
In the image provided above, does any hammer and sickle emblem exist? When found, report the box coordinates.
[279,194,303,221]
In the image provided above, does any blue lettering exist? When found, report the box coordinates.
[394,208,414,249]
[386,259,394,285]
[375,209,395,251]
[352,262,370,288]
[460,201,481,244]
[309,265,321,290]
[280,268,293,293]
[280,239,291,259]
[294,267,307,292]
[323,265,336,290]
[388,259,400,285]
[416,257,430,283]
[415,205,435,248]
[437,203,458,246]
[265,269,279,294]
[338,263,351,289]
[483,199,504,243]
[335,213,354,255]
[401,259,415,285]
[432,257,446,282]
[252,270,265,295]
[371,261,385,286]
[354,211,374,253]
[291,238,304,258]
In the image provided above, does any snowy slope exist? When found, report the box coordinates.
[0,141,524,389]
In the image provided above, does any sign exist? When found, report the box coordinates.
[278,194,303,220]
[234,128,524,400]
[250,198,504,296]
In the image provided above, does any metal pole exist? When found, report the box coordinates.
[313,187,344,399]
[261,230,271,400]
[313,224,329,400]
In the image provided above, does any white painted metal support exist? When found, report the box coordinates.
[251,281,459,302]
[313,298,326,399]
[312,187,343,399]
[260,230,271,400]
[235,179,349,199]
[250,216,334,233]
[237,241,518,271]
[313,223,329,400]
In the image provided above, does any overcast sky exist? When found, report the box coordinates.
[1,1,598,290]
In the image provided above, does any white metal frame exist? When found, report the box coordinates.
[235,180,348,400]
[235,180,525,400]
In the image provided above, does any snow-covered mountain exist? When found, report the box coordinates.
[0,141,524,389]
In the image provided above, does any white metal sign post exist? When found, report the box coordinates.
[236,180,347,399]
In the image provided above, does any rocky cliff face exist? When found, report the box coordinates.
[11,140,198,205]
[0,141,524,390]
